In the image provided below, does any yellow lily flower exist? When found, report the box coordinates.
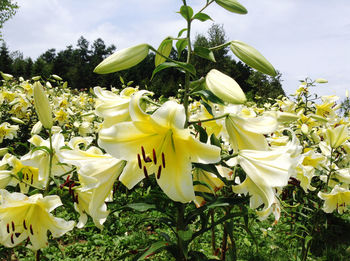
[193,167,225,207]
[0,190,74,250]
[326,124,348,149]
[59,137,125,228]
[94,86,138,128]
[98,92,221,203]
[225,106,278,151]
[318,185,350,214]
[229,136,299,211]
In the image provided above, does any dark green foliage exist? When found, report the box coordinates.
[1,24,284,100]
[0,0,19,39]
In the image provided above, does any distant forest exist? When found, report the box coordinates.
[0,24,285,100]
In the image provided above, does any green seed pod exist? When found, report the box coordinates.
[94,44,150,74]
[33,82,53,129]
[230,40,277,76]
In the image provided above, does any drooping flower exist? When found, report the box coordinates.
[98,91,221,203]
[59,137,125,228]
[318,185,350,214]
[0,190,74,250]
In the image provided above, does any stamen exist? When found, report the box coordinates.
[162,153,166,168]
[23,220,27,230]
[141,146,146,162]
[25,237,30,246]
[143,166,149,179]
[152,149,157,165]
[30,174,33,184]
[25,173,28,180]
[6,224,10,233]
[11,221,15,231]
[75,195,79,204]
[30,225,34,235]
[137,154,142,169]
[11,234,14,244]
[157,166,162,179]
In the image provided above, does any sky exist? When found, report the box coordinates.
[2,0,350,98]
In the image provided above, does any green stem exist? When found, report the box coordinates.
[210,209,216,255]
[220,223,228,260]
[176,203,187,261]
[35,249,41,261]
[188,113,229,125]
[182,0,192,128]
[209,42,231,51]
[45,128,54,195]
[195,0,215,16]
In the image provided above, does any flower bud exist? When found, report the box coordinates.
[205,69,246,104]
[31,121,43,135]
[230,40,277,76]
[51,74,63,81]
[0,72,13,81]
[215,0,247,14]
[10,117,25,124]
[33,82,53,129]
[94,44,150,74]
[315,78,328,84]
[0,148,8,156]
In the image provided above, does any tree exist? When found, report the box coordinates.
[0,0,19,39]
[0,42,12,73]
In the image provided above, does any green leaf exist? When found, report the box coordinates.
[179,5,193,20]
[230,40,277,76]
[215,0,248,14]
[31,146,52,155]
[193,12,213,22]
[155,37,173,66]
[119,76,124,84]
[178,28,187,37]
[210,134,222,148]
[136,241,169,260]
[176,39,188,58]
[194,46,216,62]
[151,62,196,80]
[178,230,193,241]
[122,203,156,212]
[200,100,214,117]
[193,123,208,143]
[192,89,225,105]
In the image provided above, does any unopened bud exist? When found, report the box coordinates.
[10,117,25,124]
[33,82,53,129]
[206,69,246,104]
[94,44,150,74]
[230,40,277,76]
[215,0,247,14]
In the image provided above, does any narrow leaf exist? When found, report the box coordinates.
[194,46,216,62]
[193,12,213,22]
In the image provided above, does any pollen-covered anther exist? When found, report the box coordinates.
[23,220,27,230]
[143,166,149,179]
[6,223,10,233]
[30,224,34,235]
[11,221,15,231]
[141,146,146,161]
[162,153,166,168]
[11,234,14,244]
[157,165,162,179]
[75,195,79,204]
[30,174,33,184]
[137,154,142,169]
[152,149,157,165]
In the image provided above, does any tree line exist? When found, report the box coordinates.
[0,24,285,100]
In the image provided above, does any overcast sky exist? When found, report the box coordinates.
[3,0,350,98]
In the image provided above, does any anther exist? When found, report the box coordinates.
[143,166,149,179]
[25,237,30,246]
[30,174,33,184]
[162,153,166,168]
[157,165,162,179]
[6,224,10,233]
[11,234,14,244]
[145,156,152,163]
[25,173,28,180]
[137,154,142,169]
[152,149,157,165]
[23,220,27,230]
[75,195,79,204]
[11,221,15,231]
[141,146,146,161]
[30,224,34,235]
[15,233,21,238]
